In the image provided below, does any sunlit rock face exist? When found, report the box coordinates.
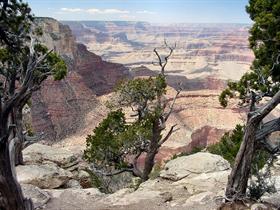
[31,18,129,141]
[47,20,250,158]
[63,21,253,83]
[31,19,250,161]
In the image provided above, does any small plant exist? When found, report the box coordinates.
[207,124,243,165]
[84,41,179,181]
[208,124,276,200]
[248,156,276,200]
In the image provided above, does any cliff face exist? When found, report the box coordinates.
[31,18,129,141]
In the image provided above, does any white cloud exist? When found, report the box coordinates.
[61,8,83,12]
[60,8,130,15]
[86,8,130,14]
[136,10,156,15]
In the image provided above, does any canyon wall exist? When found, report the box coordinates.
[61,21,249,161]
[31,18,129,141]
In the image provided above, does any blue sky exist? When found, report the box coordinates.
[25,0,251,24]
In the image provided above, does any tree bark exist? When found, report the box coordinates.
[225,90,280,200]
[14,109,24,165]
[142,121,161,181]
[0,103,34,209]
[0,136,33,210]
[225,118,259,198]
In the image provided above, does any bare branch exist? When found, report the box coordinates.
[256,118,280,141]
[253,89,280,122]
[164,88,181,121]
[91,166,134,176]
[158,124,178,146]
[153,40,176,75]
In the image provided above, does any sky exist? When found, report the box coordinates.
[25,0,252,24]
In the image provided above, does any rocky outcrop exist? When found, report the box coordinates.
[21,151,231,209]
[21,184,50,209]
[17,143,91,189]
[30,18,128,141]
[17,163,72,189]
[160,152,230,181]
[19,148,279,209]
[22,143,78,168]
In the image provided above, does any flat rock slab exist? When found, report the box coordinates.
[23,143,78,168]
[160,152,230,181]
[17,163,72,189]
[21,184,50,209]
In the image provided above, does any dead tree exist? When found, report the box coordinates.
[225,56,280,200]
[89,41,180,181]
[0,1,67,209]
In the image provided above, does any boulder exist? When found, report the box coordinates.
[160,152,230,181]
[183,192,216,206]
[23,143,78,168]
[250,203,268,210]
[44,188,104,210]
[16,163,73,189]
[62,179,82,189]
[21,184,50,209]
[174,170,229,195]
[261,192,280,208]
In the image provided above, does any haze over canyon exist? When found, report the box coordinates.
[31,19,254,162]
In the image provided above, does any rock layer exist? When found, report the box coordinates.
[31,18,129,141]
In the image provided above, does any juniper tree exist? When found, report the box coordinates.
[0,0,67,209]
[85,41,180,181]
[219,0,280,200]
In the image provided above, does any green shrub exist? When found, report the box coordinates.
[207,124,270,170]
[208,124,274,199]
[207,124,243,165]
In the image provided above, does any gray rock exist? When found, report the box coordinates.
[23,143,77,168]
[261,192,280,208]
[21,184,50,209]
[251,203,268,210]
[63,179,82,189]
[16,163,73,189]
[160,152,230,181]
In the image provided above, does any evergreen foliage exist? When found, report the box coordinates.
[85,76,167,170]
[84,73,177,181]
[219,0,280,107]
[208,125,244,165]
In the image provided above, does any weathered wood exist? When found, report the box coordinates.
[0,134,33,210]
[226,90,280,200]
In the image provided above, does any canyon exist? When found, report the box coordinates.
[30,18,129,141]
[31,18,252,162]
[20,17,280,210]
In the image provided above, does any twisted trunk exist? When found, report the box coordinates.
[0,116,33,210]
[226,90,280,200]
[225,118,259,198]
[142,121,161,181]
[14,109,24,165]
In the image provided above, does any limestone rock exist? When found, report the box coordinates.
[62,179,82,189]
[183,192,216,206]
[21,184,50,209]
[175,170,229,195]
[261,192,280,208]
[23,143,77,168]
[250,203,268,210]
[16,163,72,189]
[160,152,230,181]
[44,188,104,210]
